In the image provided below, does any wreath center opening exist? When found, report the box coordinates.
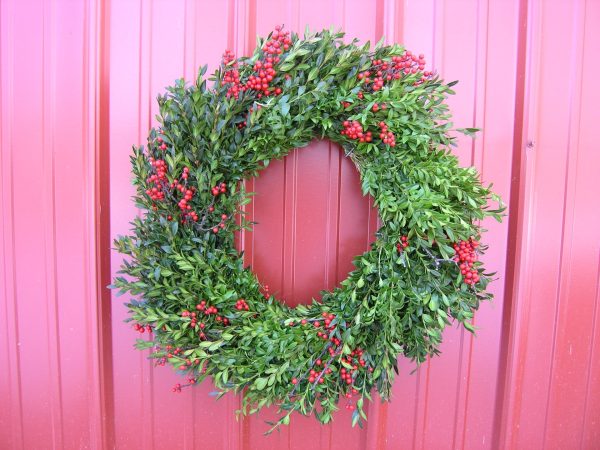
[241,139,377,308]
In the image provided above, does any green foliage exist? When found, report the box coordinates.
[112,27,503,431]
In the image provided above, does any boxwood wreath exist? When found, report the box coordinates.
[112,26,503,431]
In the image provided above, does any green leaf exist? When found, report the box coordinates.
[254,377,268,390]
[134,339,154,350]
[456,127,480,137]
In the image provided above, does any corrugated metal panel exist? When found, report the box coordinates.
[0,0,109,448]
[500,0,600,448]
[1,0,599,448]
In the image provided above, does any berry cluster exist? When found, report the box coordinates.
[391,51,433,85]
[133,323,152,334]
[262,284,270,299]
[211,213,229,234]
[339,120,397,147]
[181,309,200,327]
[223,51,283,100]
[221,26,290,100]
[396,235,409,253]
[235,298,250,311]
[145,158,168,201]
[173,170,199,222]
[341,120,373,143]
[159,344,208,387]
[171,369,204,393]
[222,50,243,99]
[371,102,387,112]
[453,239,481,285]
[378,121,396,147]
[165,345,196,374]
[245,59,282,98]
[155,135,168,151]
[357,58,390,91]
[307,363,332,384]
[144,159,203,223]
[289,313,373,401]
[321,312,339,345]
[178,360,193,371]
[262,25,291,56]
[171,372,202,392]
[196,300,218,316]
[187,300,231,340]
[340,347,373,410]
[165,345,184,359]
[357,51,433,93]
[296,312,339,342]
[211,182,227,196]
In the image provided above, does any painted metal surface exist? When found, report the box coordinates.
[500,0,600,448]
[0,0,599,449]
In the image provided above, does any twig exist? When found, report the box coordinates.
[311,350,340,387]
[422,246,456,268]
[289,342,334,397]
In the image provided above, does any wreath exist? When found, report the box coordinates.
[112,26,503,431]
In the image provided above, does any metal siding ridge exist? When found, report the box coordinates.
[0,0,25,447]
[41,0,65,447]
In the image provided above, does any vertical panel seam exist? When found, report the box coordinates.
[94,0,115,446]
[469,0,482,166]
[181,0,196,448]
[227,0,235,51]
[42,0,66,447]
[579,8,598,442]
[324,142,332,289]
[147,2,156,448]
[136,1,146,446]
[83,0,96,446]
[394,0,403,46]
[451,328,465,450]
[137,1,156,448]
[246,0,256,57]
[335,148,343,287]
[419,360,432,450]
[239,1,255,446]
[375,0,384,42]
[581,251,600,449]
[182,0,188,78]
[291,148,298,300]
[459,1,489,448]
[495,0,535,446]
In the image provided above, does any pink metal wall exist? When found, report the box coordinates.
[1,0,599,449]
